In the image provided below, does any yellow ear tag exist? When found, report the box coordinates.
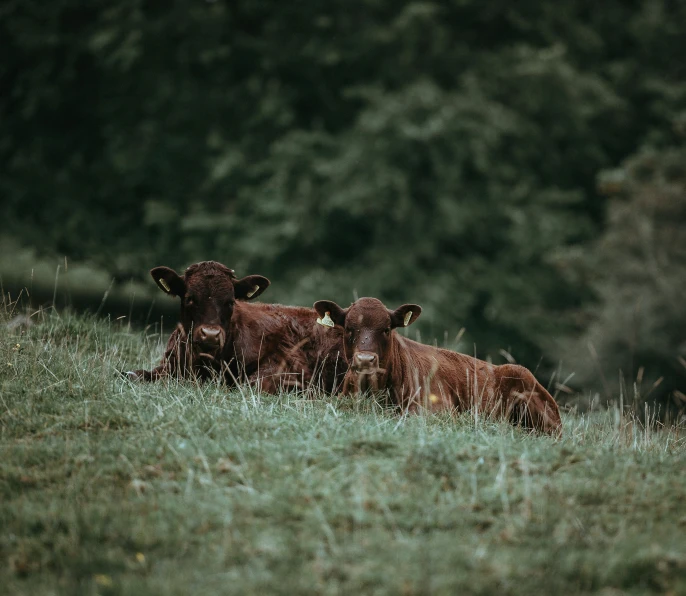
[159,278,171,293]
[246,285,260,298]
[404,311,413,326]
[317,311,335,328]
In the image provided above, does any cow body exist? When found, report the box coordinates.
[370,333,562,435]
[314,297,562,436]
[226,301,345,392]
[128,261,344,392]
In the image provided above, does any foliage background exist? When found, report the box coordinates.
[1,0,685,412]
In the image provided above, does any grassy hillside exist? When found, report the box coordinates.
[1,310,685,595]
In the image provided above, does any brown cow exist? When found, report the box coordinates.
[127,261,345,393]
[313,297,562,436]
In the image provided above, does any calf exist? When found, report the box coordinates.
[313,297,562,436]
[127,261,344,392]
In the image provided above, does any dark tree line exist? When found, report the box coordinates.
[1,0,685,413]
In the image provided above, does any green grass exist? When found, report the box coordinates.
[1,310,685,595]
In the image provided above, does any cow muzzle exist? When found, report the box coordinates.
[352,351,379,374]
[344,352,384,394]
[194,326,225,358]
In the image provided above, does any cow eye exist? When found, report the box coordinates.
[185,296,194,306]
[383,327,391,335]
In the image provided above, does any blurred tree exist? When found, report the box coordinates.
[1,0,685,376]
[558,141,686,418]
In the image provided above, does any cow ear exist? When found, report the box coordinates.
[389,304,422,329]
[313,300,347,328]
[234,275,270,300]
[150,266,186,297]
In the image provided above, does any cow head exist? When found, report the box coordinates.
[151,261,269,360]
[313,297,421,392]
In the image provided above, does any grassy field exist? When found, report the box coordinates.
[1,310,685,595]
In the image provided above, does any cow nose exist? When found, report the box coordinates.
[353,352,378,371]
[199,327,222,347]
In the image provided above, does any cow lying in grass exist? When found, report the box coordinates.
[313,297,562,436]
[126,261,344,392]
